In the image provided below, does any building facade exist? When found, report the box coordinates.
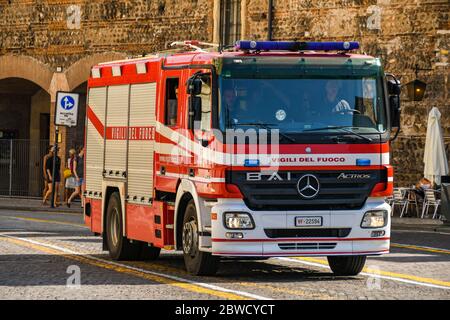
[0,0,448,196]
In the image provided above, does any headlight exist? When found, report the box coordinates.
[224,212,255,230]
[361,210,388,228]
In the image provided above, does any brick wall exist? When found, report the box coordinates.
[0,0,214,69]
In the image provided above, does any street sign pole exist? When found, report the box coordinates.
[50,126,59,208]
[51,91,79,208]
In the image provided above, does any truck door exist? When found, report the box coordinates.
[155,74,182,192]
[185,70,216,193]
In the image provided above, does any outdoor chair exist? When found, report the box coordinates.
[401,188,421,218]
[421,189,441,219]
[391,188,408,217]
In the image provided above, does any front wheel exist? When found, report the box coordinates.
[327,255,366,276]
[182,200,219,276]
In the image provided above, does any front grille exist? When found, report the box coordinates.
[228,169,384,211]
[278,243,337,250]
[264,228,352,238]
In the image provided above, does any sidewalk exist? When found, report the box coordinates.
[0,197,82,214]
[391,216,450,232]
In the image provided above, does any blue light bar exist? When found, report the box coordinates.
[235,41,359,52]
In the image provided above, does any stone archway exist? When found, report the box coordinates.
[0,77,51,197]
[0,55,53,93]
[0,56,55,197]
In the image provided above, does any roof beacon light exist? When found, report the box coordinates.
[235,41,359,52]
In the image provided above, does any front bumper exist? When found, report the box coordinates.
[210,198,391,257]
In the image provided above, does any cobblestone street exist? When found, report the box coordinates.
[0,209,449,300]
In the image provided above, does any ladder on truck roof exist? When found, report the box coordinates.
[169,40,219,53]
[97,41,220,64]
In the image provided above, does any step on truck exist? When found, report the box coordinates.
[83,40,401,276]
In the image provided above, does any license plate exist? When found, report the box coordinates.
[295,216,323,227]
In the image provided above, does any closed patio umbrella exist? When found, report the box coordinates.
[423,107,449,185]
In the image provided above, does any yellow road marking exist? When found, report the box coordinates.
[292,257,450,288]
[0,236,251,300]
[294,257,328,264]
[391,243,450,255]
[238,282,334,300]
[8,216,87,228]
[39,211,83,217]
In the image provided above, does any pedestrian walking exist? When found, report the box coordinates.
[64,148,77,204]
[42,146,52,204]
[42,146,61,206]
[67,147,84,208]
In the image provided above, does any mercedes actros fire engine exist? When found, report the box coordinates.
[83,40,401,276]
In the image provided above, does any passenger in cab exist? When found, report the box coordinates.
[320,80,353,116]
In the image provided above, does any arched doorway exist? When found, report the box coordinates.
[0,77,51,197]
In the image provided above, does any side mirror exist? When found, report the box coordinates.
[188,96,202,130]
[389,95,401,128]
[187,78,202,96]
[386,75,401,130]
[386,74,401,140]
[387,79,401,95]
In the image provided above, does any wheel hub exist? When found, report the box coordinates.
[110,208,120,247]
[182,219,198,257]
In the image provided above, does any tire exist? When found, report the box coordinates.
[106,192,140,260]
[327,255,366,276]
[140,245,161,261]
[182,200,219,276]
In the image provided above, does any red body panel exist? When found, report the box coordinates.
[84,198,102,234]
[125,201,174,248]
[125,203,157,244]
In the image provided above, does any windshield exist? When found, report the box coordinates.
[219,76,387,135]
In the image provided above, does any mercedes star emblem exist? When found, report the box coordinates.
[297,174,320,199]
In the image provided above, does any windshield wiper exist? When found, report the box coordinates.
[234,122,297,143]
[303,126,373,142]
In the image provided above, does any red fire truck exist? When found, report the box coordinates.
[83,40,401,276]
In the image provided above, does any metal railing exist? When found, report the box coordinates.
[0,139,50,197]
